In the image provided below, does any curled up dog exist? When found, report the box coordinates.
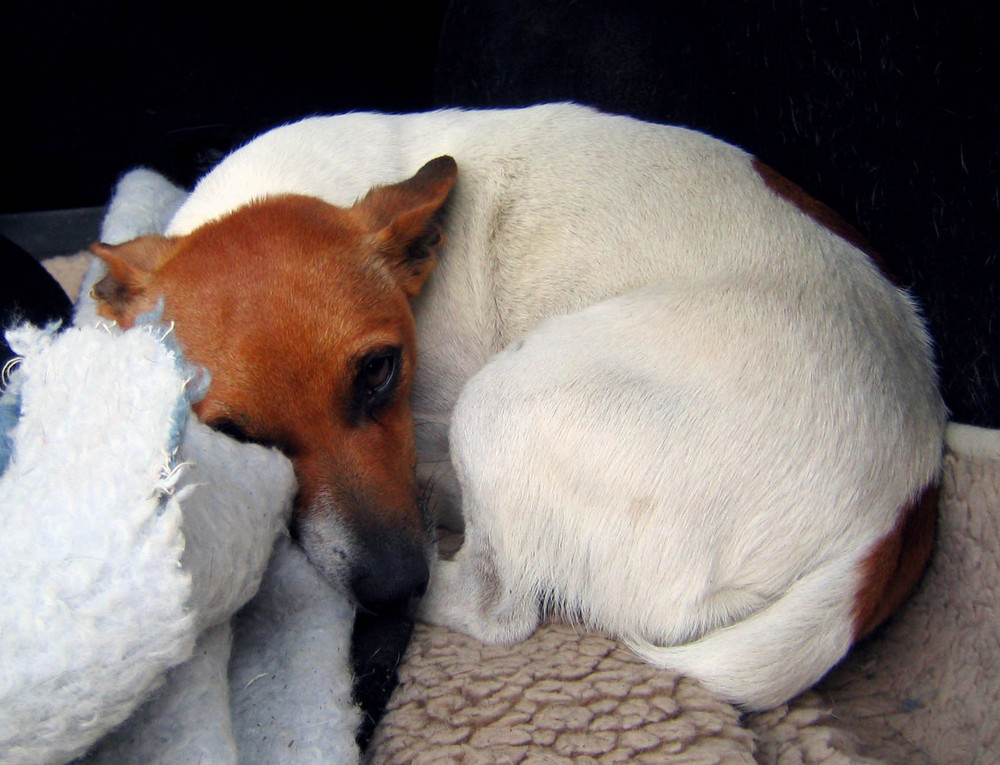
[91,104,945,710]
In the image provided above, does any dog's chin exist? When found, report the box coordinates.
[290,488,434,614]
[290,501,356,599]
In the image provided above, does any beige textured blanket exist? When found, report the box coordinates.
[368,429,999,764]
[48,255,998,764]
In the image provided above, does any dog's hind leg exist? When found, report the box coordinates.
[418,288,697,646]
[416,330,574,644]
[418,284,765,647]
[626,551,859,711]
[419,279,940,705]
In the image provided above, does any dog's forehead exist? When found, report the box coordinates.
[165,196,397,297]
[150,194,417,395]
[176,282,411,412]
[160,249,403,344]
[189,195,365,259]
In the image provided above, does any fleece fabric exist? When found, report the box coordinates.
[0,169,361,765]
[0,321,204,765]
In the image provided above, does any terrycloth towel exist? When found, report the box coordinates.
[0,169,362,765]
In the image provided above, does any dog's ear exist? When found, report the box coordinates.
[90,236,175,323]
[358,156,457,298]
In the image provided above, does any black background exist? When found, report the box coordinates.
[4,0,997,427]
[3,2,450,212]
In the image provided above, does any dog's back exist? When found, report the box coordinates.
[170,100,942,467]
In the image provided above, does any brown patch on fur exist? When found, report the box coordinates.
[628,495,656,523]
[852,483,939,639]
[752,158,897,284]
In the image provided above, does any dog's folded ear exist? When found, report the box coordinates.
[358,156,458,298]
[90,236,175,324]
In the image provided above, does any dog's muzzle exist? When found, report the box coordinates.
[290,490,431,615]
[348,522,430,614]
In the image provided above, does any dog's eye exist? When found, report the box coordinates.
[364,353,394,392]
[210,417,298,456]
[356,347,401,415]
[211,418,252,443]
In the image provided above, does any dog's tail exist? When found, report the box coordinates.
[627,555,859,711]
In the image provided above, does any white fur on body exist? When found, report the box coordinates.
[169,104,946,709]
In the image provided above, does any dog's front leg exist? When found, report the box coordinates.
[418,534,540,645]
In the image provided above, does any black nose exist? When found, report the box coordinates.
[349,529,430,614]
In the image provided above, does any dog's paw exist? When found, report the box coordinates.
[417,557,540,645]
[416,559,473,630]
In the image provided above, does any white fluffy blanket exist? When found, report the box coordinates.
[0,171,360,765]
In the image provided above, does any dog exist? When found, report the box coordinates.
[91,103,945,710]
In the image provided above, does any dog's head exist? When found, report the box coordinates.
[91,156,457,612]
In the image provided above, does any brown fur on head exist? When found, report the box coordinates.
[91,156,458,610]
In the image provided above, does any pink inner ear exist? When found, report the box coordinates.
[358,156,458,238]
[89,236,177,321]
[91,270,130,306]
[423,224,443,249]
[355,159,456,300]
[385,201,445,249]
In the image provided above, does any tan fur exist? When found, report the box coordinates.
[853,483,939,638]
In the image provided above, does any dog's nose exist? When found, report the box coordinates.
[349,531,430,614]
